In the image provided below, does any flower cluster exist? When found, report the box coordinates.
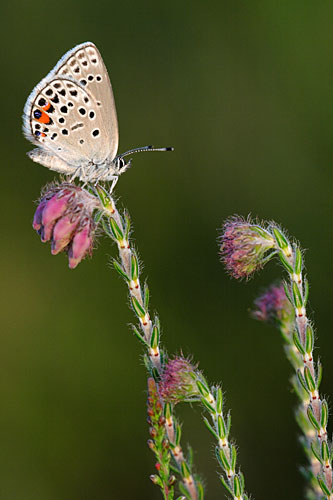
[159,357,200,404]
[252,282,294,331]
[33,183,101,269]
[219,216,276,279]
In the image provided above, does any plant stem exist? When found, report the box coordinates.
[195,379,249,500]
[98,189,202,500]
[270,227,332,498]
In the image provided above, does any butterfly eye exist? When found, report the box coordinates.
[116,157,126,169]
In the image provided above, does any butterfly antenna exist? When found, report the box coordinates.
[119,145,174,159]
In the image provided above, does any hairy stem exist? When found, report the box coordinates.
[198,382,249,500]
[98,188,202,500]
[271,228,332,499]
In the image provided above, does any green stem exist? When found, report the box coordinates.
[272,231,332,499]
[98,189,202,500]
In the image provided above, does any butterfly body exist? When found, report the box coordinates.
[26,144,123,183]
[23,42,172,186]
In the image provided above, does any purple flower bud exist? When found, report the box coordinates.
[33,182,101,268]
[159,357,200,404]
[33,199,47,231]
[252,282,294,330]
[68,218,94,269]
[41,191,73,242]
[51,214,80,254]
[219,216,276,279]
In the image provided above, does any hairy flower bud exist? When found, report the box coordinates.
[159,357,200,404]
[33,182,101,268]
[219,216,276,279]
[252,282,294,330]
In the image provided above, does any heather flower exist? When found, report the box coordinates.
[219,216,276,279]
[159,357,200,404]
[252,282,294,331]
[33,182,101,269]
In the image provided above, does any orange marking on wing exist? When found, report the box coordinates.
[37,110,51,124]
[43,102,51,111]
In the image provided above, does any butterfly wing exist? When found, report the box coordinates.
[23,42,119,170]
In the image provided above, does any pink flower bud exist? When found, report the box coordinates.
[33,200,47,231]
[159,357,200,404]
[219,216,276,279]
[51,215,80,254]
[68,219,94,269]
[32,182,101,268]
[41,191,73,242]
[252,282,294,330]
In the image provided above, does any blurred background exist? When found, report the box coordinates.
[1,1,332,499]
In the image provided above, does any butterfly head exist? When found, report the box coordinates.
[113,155,130,176]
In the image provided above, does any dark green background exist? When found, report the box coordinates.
[1,1,332,499]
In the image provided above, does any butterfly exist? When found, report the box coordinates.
[23,42,172,189]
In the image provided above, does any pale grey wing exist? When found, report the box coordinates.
[23,42,118,165]
[23,76,113,169]
[54,42,118,161]
[27,148,78,175]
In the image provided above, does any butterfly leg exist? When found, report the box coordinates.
[79,163,96,187]
[93,169,108,187]
[79,165,95,188]
[109,176,119,194]
[69,166,82,183]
